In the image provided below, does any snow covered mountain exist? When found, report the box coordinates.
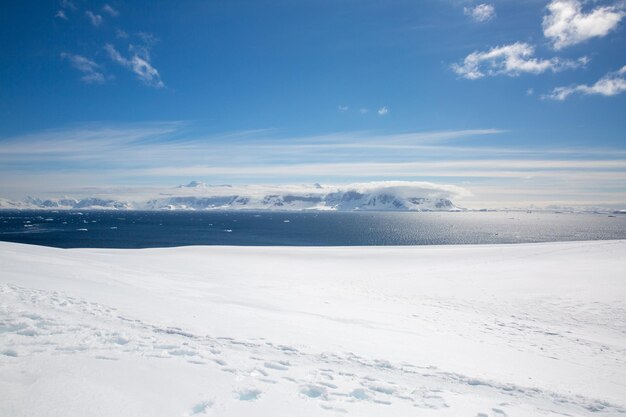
[0,181,465,211]
[0,197,132,210]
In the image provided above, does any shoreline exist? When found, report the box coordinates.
[1,237,626,250]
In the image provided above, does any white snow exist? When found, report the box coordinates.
[1,240,625,416]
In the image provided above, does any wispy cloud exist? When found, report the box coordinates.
[61,52,105,84]
[55,9,68,20]
[115,29,129,39]
[453,42,588,79]
[131,160,626,179]
[377,106,389,116]
[0,125,618,172]
[0,122,183,158]
[102,4,119,17]
[0,126,500,162]
[61,0,76,11]
[55,0,75,21]
[1,124,625,207]
[338,105,349,113]
[544,65,626,100]
[543,0,625,50]
[105,43,164,88]
[464,3,496,23]
[138,32,159,46]
[85,10,103,27]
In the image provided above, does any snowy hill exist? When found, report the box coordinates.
[0,181,465,211]
[1,240,625,416]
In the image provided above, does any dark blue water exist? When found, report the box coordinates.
[0,210,625,248]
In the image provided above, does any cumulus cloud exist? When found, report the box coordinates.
[85,10,103,26]
[61,52,105,84]
[377,106,389,116]
[102,4,119,17]
[544,65,626,100]
[452,42,588,79]
[464,3,496,23]
[543,0,625,49]
[105,43,165,88]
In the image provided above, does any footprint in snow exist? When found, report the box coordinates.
[1,349,18,357]
[300,384,327,399]
[414,394,449,409]
[264,361,289,371]
[186,400,213,415]
[238,388,262,401]
[476,409,508,417]
[350,388,369,400]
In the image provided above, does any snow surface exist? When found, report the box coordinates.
[1,240,625,416]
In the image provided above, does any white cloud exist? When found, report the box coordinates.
[464,3,496,23]
[55,10,68,20]
[105,44,165,88]
[526,88,535,96]
[61,0,76,11]
[452,42,588,79]
[116,29,128,39]
[377,106,389,116]
[85,10,103,26]
[61,52,105,84]
[543,0,625,49]
[105,44,125,62]
[138,32,159,46]
[359,108,369,114]
[544,65,626,100]
[338,105,349,113]
[56,0,75,19]
[102,4,119,17]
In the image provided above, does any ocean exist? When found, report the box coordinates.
[1,210,625,248]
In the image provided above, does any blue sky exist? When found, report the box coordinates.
[1,0,625,208]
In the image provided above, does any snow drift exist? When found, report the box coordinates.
[1,240,625,417]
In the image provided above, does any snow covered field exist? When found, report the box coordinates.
[1,240,625,417]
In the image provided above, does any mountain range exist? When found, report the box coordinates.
[0,181,463,211]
